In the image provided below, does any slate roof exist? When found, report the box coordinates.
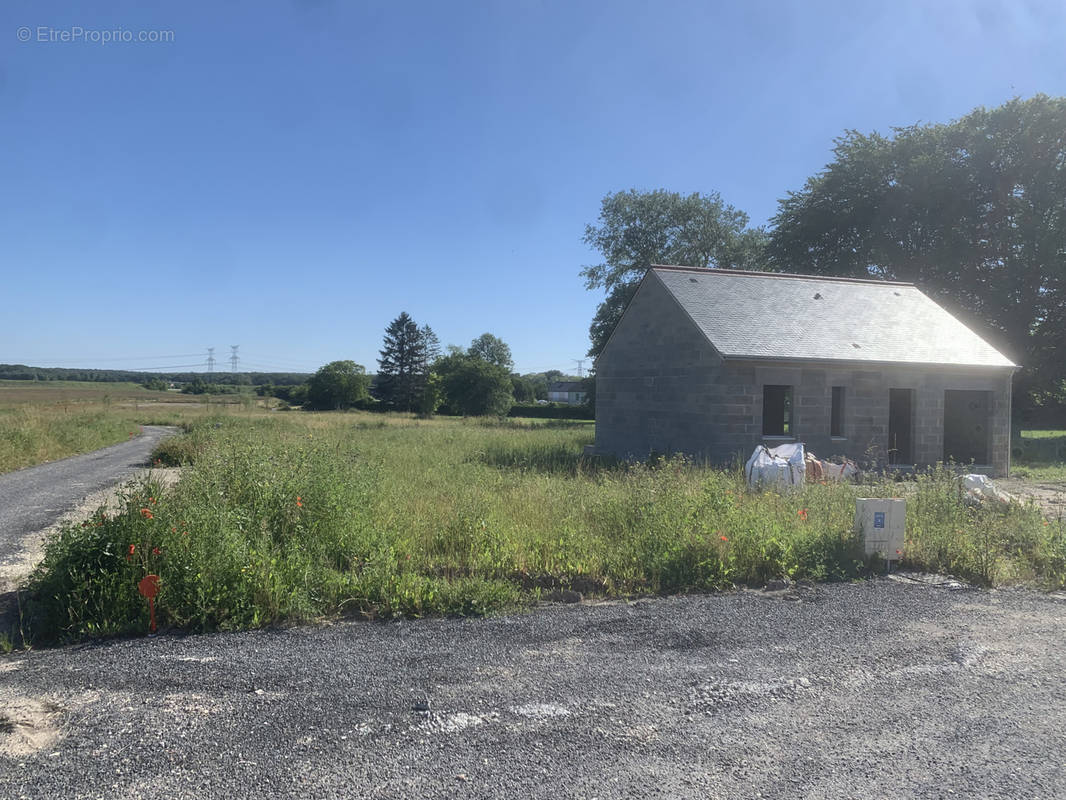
[649,265,1016,368]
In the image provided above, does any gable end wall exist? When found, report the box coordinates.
[595,274,730,459]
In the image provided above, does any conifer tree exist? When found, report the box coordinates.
[376,312,427,411]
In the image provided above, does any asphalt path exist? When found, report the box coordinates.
[2,578,1064,799]
[0,426,178,569]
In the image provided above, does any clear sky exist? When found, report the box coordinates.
[3,0,1065,375]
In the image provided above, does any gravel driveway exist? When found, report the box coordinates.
[2,578,1064,799]
[0,426,178,591]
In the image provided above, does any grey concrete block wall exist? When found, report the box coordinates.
[595,277,1015,475]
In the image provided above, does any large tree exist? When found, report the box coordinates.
[581,189,767,355]
[768,95,1066,406]
[306,360,370,410]
[433,349,514,416]
[420,325,442,367]
[376,312,428,411]
[468,332,514,371]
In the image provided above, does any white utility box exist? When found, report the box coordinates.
[855,498,906,561]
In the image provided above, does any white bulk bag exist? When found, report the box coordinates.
[745,443,806,491]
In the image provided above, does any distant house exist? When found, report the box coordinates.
[594,265,1017,476]
[548,381,587,405]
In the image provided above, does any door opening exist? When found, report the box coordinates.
[888,388,914,464]
[943,390,991,465]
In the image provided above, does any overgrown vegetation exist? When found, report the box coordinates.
[14,413,1065,645]
[0,381,273,474]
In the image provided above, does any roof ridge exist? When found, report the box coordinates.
[650,264,916,287]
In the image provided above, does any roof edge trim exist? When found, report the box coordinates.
[719,354,1019,370]
[650,264,916,287]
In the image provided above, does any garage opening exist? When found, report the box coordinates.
[943,390,991,465]
[888,388,914,464]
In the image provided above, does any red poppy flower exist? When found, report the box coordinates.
[296,496,303,508]
[797,508,809,522]
[140,508,154,519]
[720,535,729,542]
[152,547,161,556]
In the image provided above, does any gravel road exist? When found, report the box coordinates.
[0,426,178,590]
[2,578,1064,799]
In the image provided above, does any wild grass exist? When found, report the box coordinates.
[17,413,1066,644]
[0,381,275,474]
[1012,430,1066,481]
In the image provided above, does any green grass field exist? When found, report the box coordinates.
[15,411,1066,645]
[0,381,268,474]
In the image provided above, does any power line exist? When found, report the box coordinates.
[113,363,208,372]
[206,347,215,374]
[248,365,316,373]
[230,345,239,373]
[5,353,206,365]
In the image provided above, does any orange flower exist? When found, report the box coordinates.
[296,496,303,508]
[140,508,154,519]
[719,534,729,542]
[797,508,809,522]
[149,497,156,504]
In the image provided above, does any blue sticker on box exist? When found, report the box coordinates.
[873,512,885,529]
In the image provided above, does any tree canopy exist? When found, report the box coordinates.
[468,332,514,371]
[581,189,767,355]
[433,348,514,416]
[768,95,1066,405]
[306,360,370,410]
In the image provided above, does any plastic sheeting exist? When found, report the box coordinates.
[960,474,1013,505]
[745,443,806,491]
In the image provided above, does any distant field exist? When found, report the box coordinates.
[0,380,270,474]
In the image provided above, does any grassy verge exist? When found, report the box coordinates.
[0,404,144,473]
[14,413,1066,644]
[0,384,274,474]
[1012,431,1066,481]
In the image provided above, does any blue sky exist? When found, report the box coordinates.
[3,0,1065,376]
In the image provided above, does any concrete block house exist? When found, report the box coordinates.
[594,265,1017,476]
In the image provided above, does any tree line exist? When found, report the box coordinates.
[300,313,590,416]
[581,95,1066,417]
[0,364,310,386]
